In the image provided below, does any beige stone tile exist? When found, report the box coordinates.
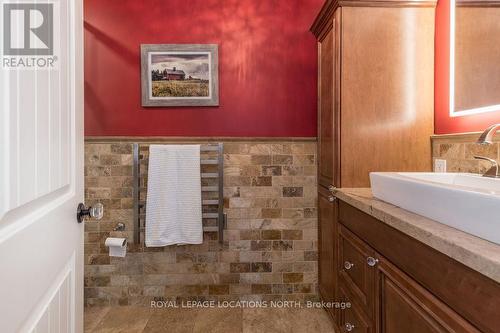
[92,306,152,333]
[303,165,317,176]
[288,308,335,333]
[84,306,110,333]
[464,143,498,160]
[84,141,319,305]
[293,155,315,166]
[270,144,292,154]
[240,165,261,176]
[193,308,243,333]
[85,144,111,155]
[230,284,252,295]
[224,143,243,154]
[225,154,252,166]
[242,308,293,333]
[229,198,253,208]
[239,187,281,198]
[438,143,465,159]
[249,144,272,155]
[243,307,334,333]
[144,308,197,333]
[224,166,243,177]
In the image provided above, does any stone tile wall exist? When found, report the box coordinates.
[432,134,500,173]
[84,140,318,306]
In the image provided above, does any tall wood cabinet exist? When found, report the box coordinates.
[311,0,436,327]
[312,0,436,189]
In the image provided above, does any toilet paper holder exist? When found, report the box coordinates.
[114,223,125,231]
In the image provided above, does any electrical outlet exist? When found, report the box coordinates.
[434,159,447,173]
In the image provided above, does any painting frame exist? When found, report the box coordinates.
[141,44,219,107]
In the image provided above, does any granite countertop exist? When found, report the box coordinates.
[335,188,500,284]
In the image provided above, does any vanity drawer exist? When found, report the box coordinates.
[338,284,373,333]
[338,225,376,317]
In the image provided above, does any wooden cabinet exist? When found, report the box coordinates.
[334,200,499,333]
[312,0,436,327]
[318,186,338,319]
[311,0,436,188]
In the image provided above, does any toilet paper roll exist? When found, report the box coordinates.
[105,237,127,257]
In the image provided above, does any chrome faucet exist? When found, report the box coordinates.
[477,123,500,145]
[475,124,500,178]
[474,156,499,178]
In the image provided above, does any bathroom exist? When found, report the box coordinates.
[1,0,500,332]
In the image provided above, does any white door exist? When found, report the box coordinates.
[0,0,84,332]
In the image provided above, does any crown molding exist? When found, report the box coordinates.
[311,0,437,37]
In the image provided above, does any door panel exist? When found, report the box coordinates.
[338,225,376,317]
[318,186,337,319]
[338,285,373,333]
[340,7,434,187]
[0,0,84,332]
[378,257,480,333]
[317,12,340,189]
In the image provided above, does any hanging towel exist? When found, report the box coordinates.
[145,145,202,246]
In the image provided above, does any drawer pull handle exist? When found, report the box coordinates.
[344,261,354,270]
[328,195,336,203]
[328,185,337,193]
[367,256,379,267]
[345,323,355,331]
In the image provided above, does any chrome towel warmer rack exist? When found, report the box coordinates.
[132,143,226,244]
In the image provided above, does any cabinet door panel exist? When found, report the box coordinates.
[338,285,374,333]
[318,186,337,319]
[338,225,376,317]
[317,11,340,189]
[378,257,480,333]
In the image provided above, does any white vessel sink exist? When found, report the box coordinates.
[370,172,500,245]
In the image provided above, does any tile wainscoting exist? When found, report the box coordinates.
[432,132,500,173]
[84,138,318,306]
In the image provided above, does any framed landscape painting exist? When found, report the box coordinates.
[141,44,219,106]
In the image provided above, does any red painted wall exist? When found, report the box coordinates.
[435,0,500,134]
[84,0,323,137]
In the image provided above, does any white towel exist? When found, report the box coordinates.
[145,145,202,246]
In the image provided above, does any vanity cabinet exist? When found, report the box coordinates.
[334,200,499,333]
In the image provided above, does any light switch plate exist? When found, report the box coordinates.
[434,159,447,173]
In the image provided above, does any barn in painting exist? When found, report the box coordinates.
[164,67,185,80]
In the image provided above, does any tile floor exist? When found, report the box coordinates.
[85,306,336,333]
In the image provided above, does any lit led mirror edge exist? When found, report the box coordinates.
[449,0,500,117]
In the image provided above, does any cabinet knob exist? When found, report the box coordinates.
[328,185,337,193]
[345,323,355,331]
[328,195,336,203]
[344,261,354,270]
[367,256,379,267]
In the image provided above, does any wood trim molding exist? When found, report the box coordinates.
[431,132,500,144]
[340,0,437,7]
[84,136,318,143]
[310,0,437,36]
[456,0,500,7]
[311,0,339,37]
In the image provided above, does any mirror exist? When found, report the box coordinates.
[450,0,500,117]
